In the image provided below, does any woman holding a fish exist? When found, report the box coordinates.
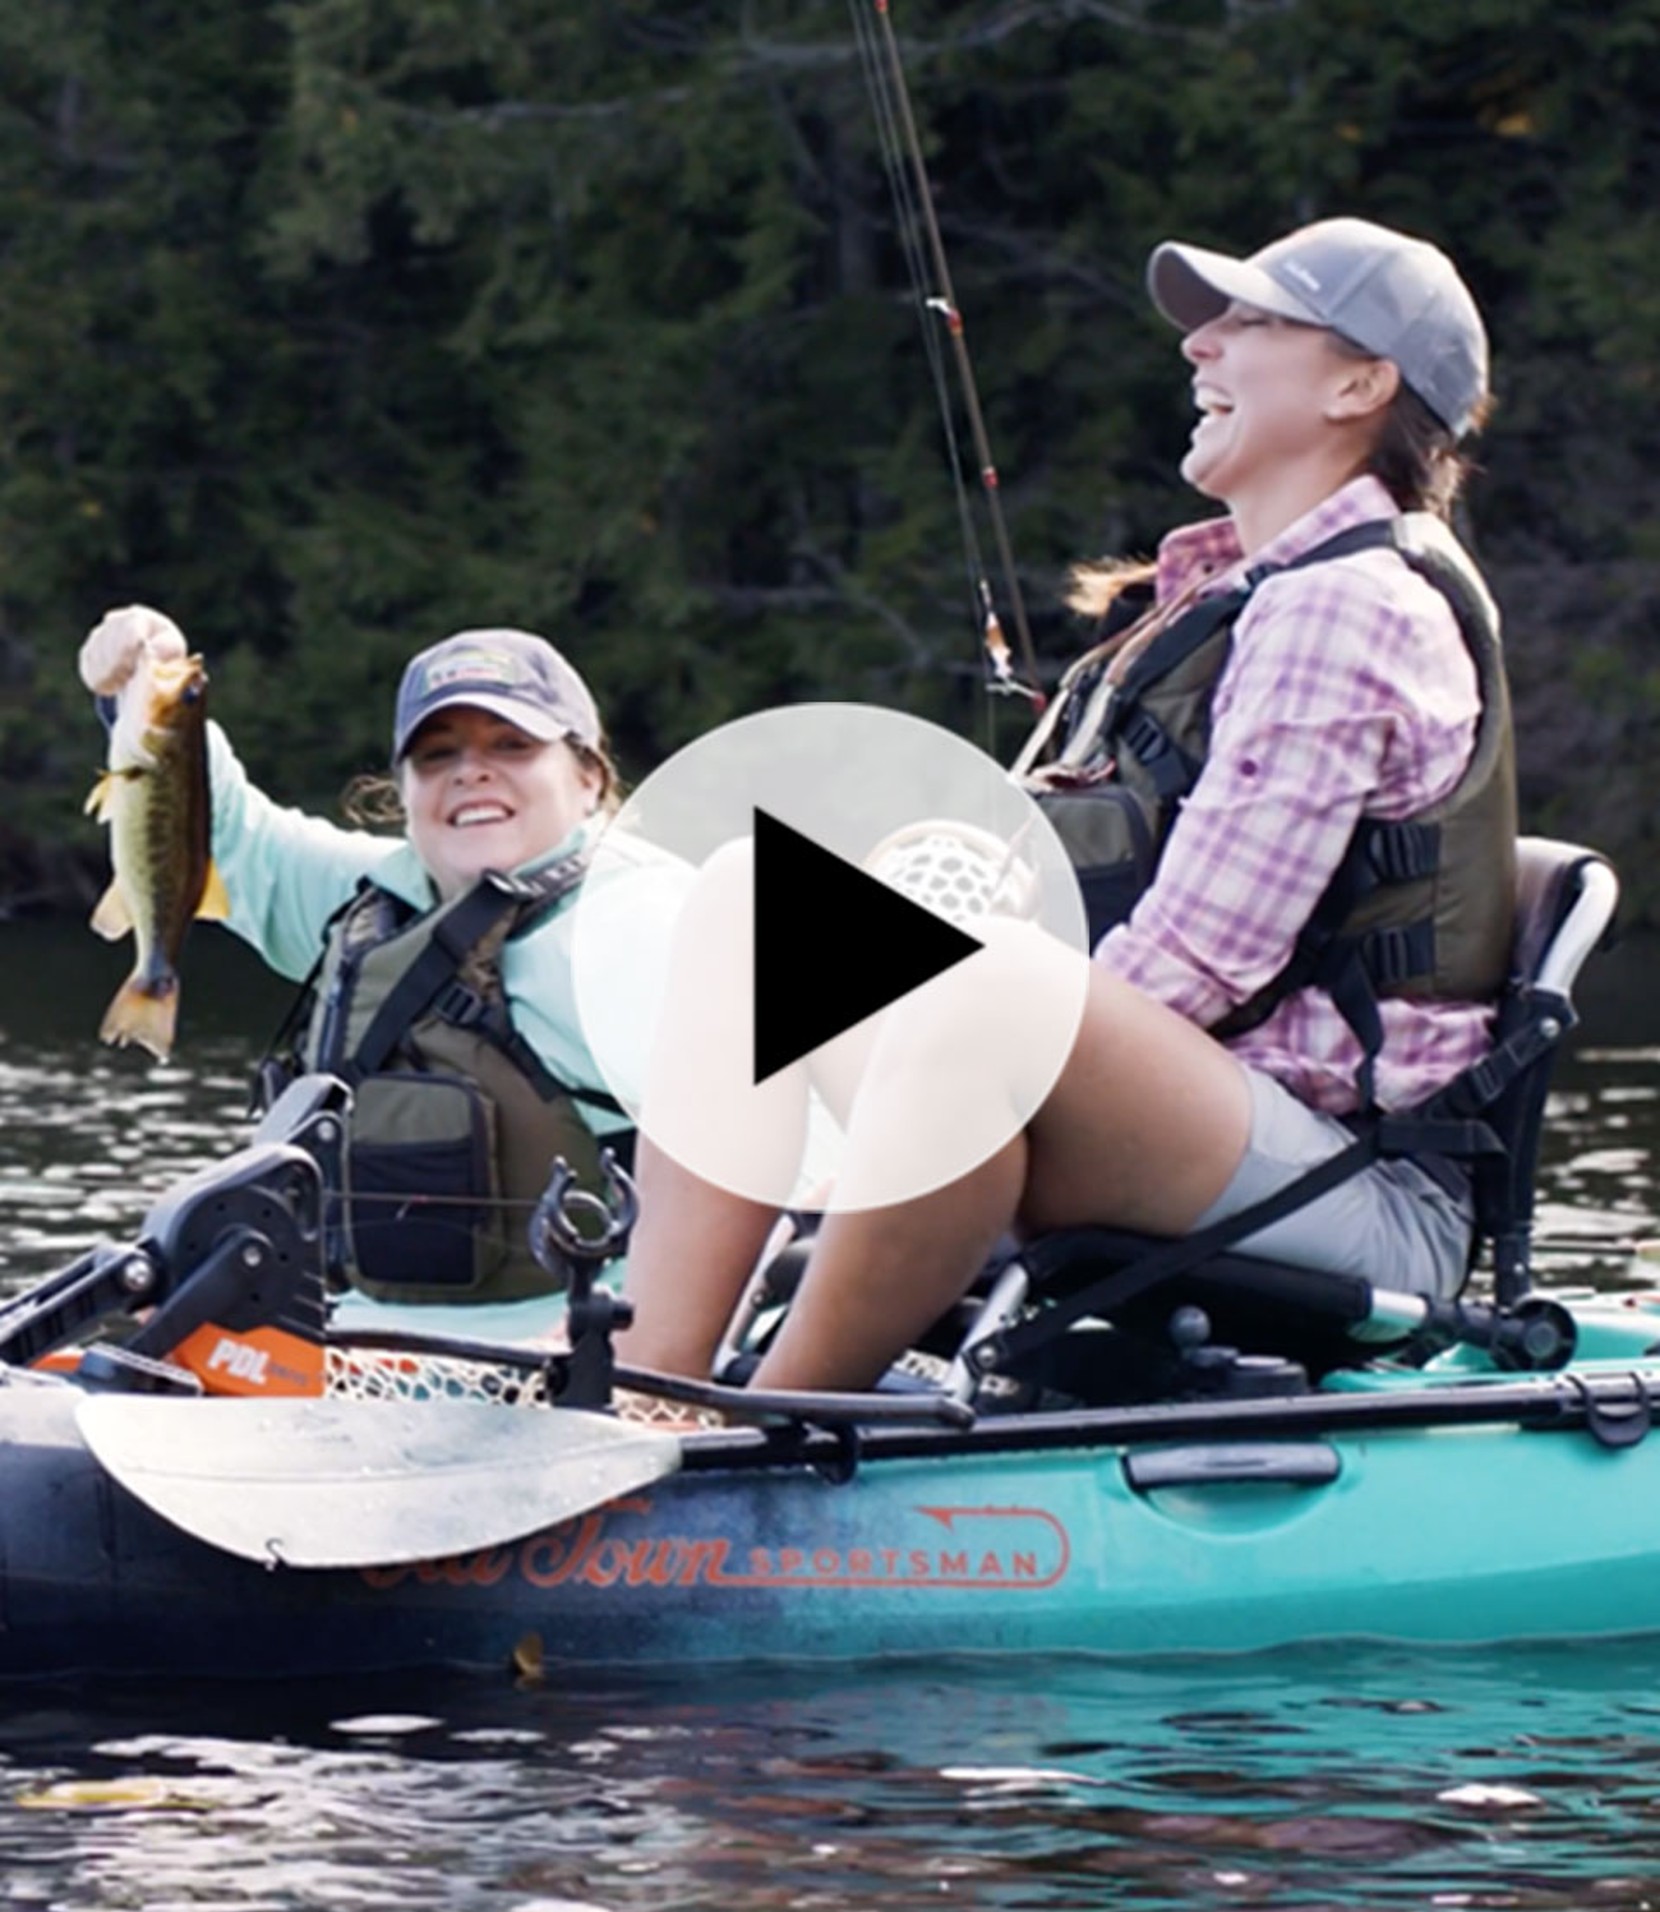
[80,611,678,1306]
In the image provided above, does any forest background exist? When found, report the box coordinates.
[1,0,1656,920]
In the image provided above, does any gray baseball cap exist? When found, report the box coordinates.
[1146,217,1488,438]
[393,628,601,761]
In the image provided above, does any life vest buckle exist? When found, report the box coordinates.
[1365,821,1440,884]
[1119,707,1170,767]
[485,869,543,901]
[432,979,490,1029]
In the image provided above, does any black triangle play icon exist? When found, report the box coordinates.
[753,807,982,1084]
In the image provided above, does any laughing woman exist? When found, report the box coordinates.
[618,215,1514,1391]
[79,614,676,1318]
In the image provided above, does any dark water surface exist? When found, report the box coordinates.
[8,1647,1660,1911]
[1,919,1659,1910]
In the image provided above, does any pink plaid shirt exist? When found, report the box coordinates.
[1096,475,1497,1114]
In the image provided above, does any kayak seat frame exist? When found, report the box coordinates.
[983,836,1621,1396]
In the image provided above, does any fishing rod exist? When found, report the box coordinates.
[848,0,1044,710]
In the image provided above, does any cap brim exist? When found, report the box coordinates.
[1147,242,1324,331]
[394,691,569,760]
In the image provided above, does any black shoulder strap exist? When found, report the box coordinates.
[1100,590,1245,799]
[1104,520,1405,793]
[249,877,377,1101]
[1112,587,1247,701]
[1242,517,1399,582]
[423,977,627,1117]
[1114,523,1393,698]
[349,855,587,1081]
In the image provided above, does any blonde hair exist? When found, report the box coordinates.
[1064,555,1158,625]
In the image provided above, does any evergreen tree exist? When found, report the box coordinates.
[0,0,1655,914]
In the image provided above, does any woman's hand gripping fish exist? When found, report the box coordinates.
[84,643,229,1061]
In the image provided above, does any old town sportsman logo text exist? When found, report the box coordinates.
[362,1500,1071,1593]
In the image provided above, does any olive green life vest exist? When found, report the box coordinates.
[1018,515,1517,1101]
[301,862,616,1303]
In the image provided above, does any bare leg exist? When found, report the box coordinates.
[754,942,1252,1392]
[620,868,1252,1391]
[1018,971,1251,1238]
[615,829,891,1379]
[614,1137,780,1377]
[617,1014,887,1377]
[615,830,806,1372]
[752,1143,1026,1390]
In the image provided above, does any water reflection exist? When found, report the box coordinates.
[0,1049,258,1276]
[2,923,1659,1910]
[5,1648,1660,1910]
[0,918,286,1289]
[5,999,1657,1298]
[1530,1051,1660,1284]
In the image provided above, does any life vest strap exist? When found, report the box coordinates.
[996,1125,1387,1366]
[1362,818,1441,884]
[1116,707,1198,801]
[1200,518,1508,1105]
[346,857,585,1083]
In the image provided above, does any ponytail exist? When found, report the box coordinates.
[1366,382,1489,520]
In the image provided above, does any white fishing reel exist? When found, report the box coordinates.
[864,818,1042,929]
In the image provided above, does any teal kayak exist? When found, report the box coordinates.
[0,835,1641,1681]
[3,1298,1660,1680]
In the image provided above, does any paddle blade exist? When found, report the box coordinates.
[76,1396,683,1569]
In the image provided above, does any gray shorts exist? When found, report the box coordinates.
[1190,1066,1474,1301]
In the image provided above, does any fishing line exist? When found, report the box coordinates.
[348,1192,537,1213]
[848,0,983,643]
[847,0,1043,714]
[325,1189,543,1255]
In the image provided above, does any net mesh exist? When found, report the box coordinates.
[322,1349,726,1428]
[324,1345,555,1408]
[865,820,1038,926]
[611,1387,728,1430]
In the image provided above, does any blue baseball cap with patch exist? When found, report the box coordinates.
[1146,217,1489,438]
[393,628,602,761]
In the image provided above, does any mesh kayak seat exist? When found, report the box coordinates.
[986,838,1621,1395]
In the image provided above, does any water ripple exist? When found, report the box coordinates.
[0,940,1657,1910]
[5,1653,1660,1911]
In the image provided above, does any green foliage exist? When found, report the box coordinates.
[1,0,1657,910]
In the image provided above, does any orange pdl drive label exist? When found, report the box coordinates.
[172,1324,325,1397]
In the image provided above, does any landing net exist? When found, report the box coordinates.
[322,1347,725,1428]
[323,1345,555,1408]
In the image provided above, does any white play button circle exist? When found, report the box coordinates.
[571,703,1091,1211]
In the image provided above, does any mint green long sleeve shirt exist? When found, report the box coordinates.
[206,724,678,1134]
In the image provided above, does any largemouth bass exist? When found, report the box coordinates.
[85,649,229,1061]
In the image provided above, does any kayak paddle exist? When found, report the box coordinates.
[75,1395,683,1569]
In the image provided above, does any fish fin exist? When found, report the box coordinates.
[195,859,232,922]
[89,880,133,941]
[84,772,117,821]
[100,975,179,1063]
[84,766,142,821]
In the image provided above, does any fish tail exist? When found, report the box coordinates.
[100,972,180,1063]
